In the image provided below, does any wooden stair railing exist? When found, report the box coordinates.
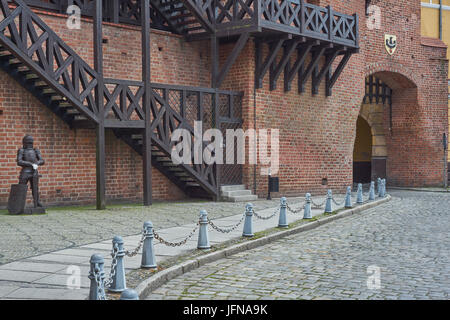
[0,0,244,199]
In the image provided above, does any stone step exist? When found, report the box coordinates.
[220,184,246,192]
[225,194,258,203]
[221,189,252,197]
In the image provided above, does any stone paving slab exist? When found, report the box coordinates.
[0,198,292,265]
[0,194,357,300]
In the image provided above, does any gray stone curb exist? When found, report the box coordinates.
[135,195,392,299]
[388,187,449,193]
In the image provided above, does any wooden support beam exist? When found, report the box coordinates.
[211,34,219,88]
[312,49,340,95]
[270,38,301,91]
[255,38,285,89]
[298,45,326,93]
[284,42,312,92]
[215,32,250,88]
[94,0,105,210]
[142,0,152,206]
[325,50,352,96]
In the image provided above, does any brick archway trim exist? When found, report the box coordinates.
[364,61,419,89]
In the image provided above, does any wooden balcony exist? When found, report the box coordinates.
[22,0,359,48]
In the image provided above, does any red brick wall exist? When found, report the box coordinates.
[218,0,448,198]
[0,11,212,207]
[0,1,448,207]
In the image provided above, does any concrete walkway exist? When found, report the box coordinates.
[0,194,354,300]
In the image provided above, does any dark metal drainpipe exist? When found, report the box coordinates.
[439,0,443,40]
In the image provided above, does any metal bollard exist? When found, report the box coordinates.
[243,203,254,237]
[378,179,385,198]
[356,183,363,204]
[141,221,157,269]
[345,186,353,208]
[377,177,382,196]
[303,193,312,219]
[89,254,105,300]
[369,181,376,201]
[108,236,127,293]
[325,190,333,214]
[197,210,211,249]
[278,197,288,228]
[381,178,386,197]
[120,289,139,300]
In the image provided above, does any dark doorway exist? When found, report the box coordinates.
[353,116,372,183]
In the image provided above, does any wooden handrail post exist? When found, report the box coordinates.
[142,0,152,206]
[94,0,106,210]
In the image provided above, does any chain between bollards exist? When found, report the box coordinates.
[207,211,246,233]
[153,222,200,247]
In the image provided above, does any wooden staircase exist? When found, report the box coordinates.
[0,0,231,200]
[151,0,213,36]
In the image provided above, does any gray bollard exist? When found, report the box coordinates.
[88,254,105,300]
[369,181,375,201]
[141,221,157,269]
[381,178,386,197]
[377,177,382,196]
[345,186,353,208]
[356,183,363,204]
[108,236,127,293]
[197,210,211,249]
[278,197,288,228]
[325,190,333,214]
[379,179,385,198]
[303,193,312,219]
[243,203,254,237]
[120,289,139,300]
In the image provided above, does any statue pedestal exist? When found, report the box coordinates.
[23,207,46,215]
[7,184,46,215]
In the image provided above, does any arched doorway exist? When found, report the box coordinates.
[353,76,391,183]
[353,116,372,183]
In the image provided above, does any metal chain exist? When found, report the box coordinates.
[207,213,245,233]
[124,230,148,257]
[286,202,305,214]
[332,197,345,206]
[252,207,279,220]
[93,265,106,300]
[310,198,326,209]
[104,243,119,288]
[153,222,199,247]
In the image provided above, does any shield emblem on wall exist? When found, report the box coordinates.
[385,34,397,55]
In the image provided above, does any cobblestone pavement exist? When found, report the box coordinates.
[145,190,450,300]
[0,198,286,265]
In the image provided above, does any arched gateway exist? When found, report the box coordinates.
[354,70,446,187]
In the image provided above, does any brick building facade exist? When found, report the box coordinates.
[0,0,448,208]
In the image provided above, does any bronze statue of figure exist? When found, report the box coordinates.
[17,135,45,208]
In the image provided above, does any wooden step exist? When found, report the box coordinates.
[176,19,198,26]
[169,13,192,20]
[156,156,172,162]
[185,26,204,32]
[186,182,200,187]
[42,88,56,94]
[34,80,48,88]
[25,73,39,80]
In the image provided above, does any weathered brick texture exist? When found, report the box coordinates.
[0,1,448,206]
